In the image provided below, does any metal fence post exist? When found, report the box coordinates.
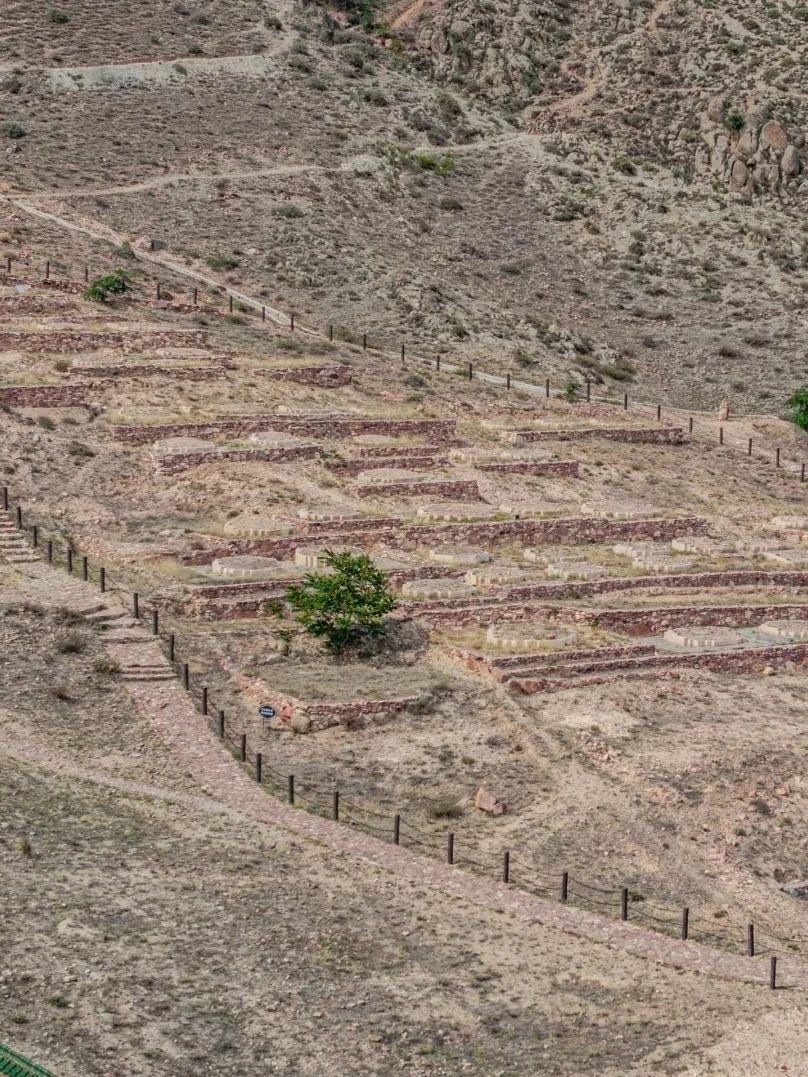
[447,832,454,864]
[561,872,569,903]
[620,888,629,921]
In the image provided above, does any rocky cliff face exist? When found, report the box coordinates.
[697,96,804,200]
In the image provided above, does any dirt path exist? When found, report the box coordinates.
[2,558,805,991]
[14,161,334,202]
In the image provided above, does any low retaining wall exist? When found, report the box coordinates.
[112,416,458,445]
[0,328,206,353]
[504,570,808,603]
[0,382,94,407]
[351,479,479,500]
[410,598,808,630]
[0,273,85,295]
[69,364,226,381]
[389,515,708,553]
[453,643,658,678]
[177,516,708,568]
[234,672,420,732]
[476,460,580,477]
[510,426,684,445]
[330,456,446,476]
[0,294,77,315]
[258,364,352,388]
[511,642,808,693]
[151,443,320,475]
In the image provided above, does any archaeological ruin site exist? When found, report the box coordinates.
[2,1,808,1074]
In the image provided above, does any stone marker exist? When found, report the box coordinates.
[485,622,575,650]
[759,619,808,641]
[430,546,492,567]
[663,626,745,649]
[210,555,288,579]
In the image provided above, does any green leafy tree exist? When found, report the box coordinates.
[84,268,130,303]
[787,386,808,432]
[286,550,397,653]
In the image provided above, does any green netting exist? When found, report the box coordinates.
[0,1044,58,1077]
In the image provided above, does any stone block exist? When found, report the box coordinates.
[663,626,745,649]
[759,619,808,641]
[430,546,491,567]
[210,555,288,579]
[485,622,575,650]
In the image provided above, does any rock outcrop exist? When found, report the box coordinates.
[696,96,804,198]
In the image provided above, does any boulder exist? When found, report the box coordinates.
[737,125,758,156]
[729,159,748,192]
[474,786,508,815]
[706,93,726,123]
[759,119,788,152]
[781,145,801,178]
[781,879,808,900]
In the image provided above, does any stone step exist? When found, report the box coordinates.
[84,607,129,624]
[119,670,175,682]
[1,552,39,563]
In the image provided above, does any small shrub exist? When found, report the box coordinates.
[265,14,282,29]
[787,385,808,431]
[93,655,120,675]
[272,204,305,219]
[613,155,636,175]
[724,110,745,132]
[4,122,27,140]
[563,378,579,401]
[84,268,130,303]
[413,151,454,175]
[402,371,427,388]
[427,797,464,820]
[206,254,239,270]
[37,416,55,430]
[56,630,85,654]
[48,7,70,22]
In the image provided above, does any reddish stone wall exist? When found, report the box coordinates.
[0,383,93,407]
[182,565,461,618]
[504,570,808,603]
[69,364,225,381]
[0,274,85,295]
[330,456,446,476]
[151,443,320,475]
[0,328,206,353]
[411,598,808,630]
[453,643,658,678]
[0,295,77,315]
[234,672,419,731]
[112,416,458,445]
[257,364,352,388]
[389,515,708,552]
[512,642,808,693]
[589,603,808,636]
[476,460,580,477]
[513,426,684,444]
[351,479,480,500]
[178,515,708,567]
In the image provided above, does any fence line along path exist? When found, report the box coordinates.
[2,521,805,992]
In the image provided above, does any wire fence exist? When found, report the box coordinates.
[4,485,808,985]
[1,259,807,988]
[1,259,805,486]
